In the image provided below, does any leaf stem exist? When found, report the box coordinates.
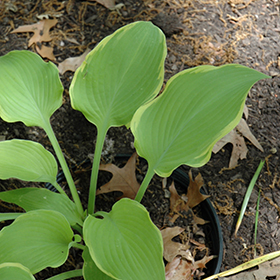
[88,127,107,215]
[45,269,83,280]
[52,181,68,196]
[44,122,84,216]
[71,243,86,250]
[135,165,155,202]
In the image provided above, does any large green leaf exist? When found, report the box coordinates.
[0,263,35,280]
[0,139,57,185]
[0,188,82,226]
[131,64,269,177]
[69,21,166,130]
[0,50,63,128]
[82,247,114,280]
[0,210,74,274]
[84,198,165,280]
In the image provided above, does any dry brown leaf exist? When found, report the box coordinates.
[96,153,140,199]
[236,118,263,152]
[167,177,207,225]
[165,255,214,280]
[187,170,210,209]
[94,0,116,9]
[11,19,58,60]
[213,117,263,168]
[165,257,193,280]
[161,227,191,263]
[35,44,55,61]
[58,48,91,74]
[11,19,58,47]
[213,128,247,168]
[243,104,249,120]
[169,181,187,213]
[189,239,206,251]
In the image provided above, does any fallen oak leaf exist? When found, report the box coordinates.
[58,48,91,74]
[161,227,191,263]
[165,255,214,280]
[213,128,247,168]
[236,118,263,152]
[97,153,140,199]
[213,107,263,168]
[165,257,195,280]
[187,170,210,209]
[11,19,58,47]
[168,179,208,225]
[169,181,187,213]
[35,44,55,61]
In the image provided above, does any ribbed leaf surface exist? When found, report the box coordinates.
[82,247,114,280]
[131,64,269,177]
[0,188,82,226]
[69,21,166,130]
[84,198,165,280]
[0,210,73,274]
[0,139,57,184]
[0,50,63,128]
[0,263,35,280]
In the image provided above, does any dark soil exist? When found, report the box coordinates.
[0,0,280,279]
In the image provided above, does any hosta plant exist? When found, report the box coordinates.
[0,21,269,279]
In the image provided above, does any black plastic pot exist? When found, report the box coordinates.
[46,154,223,276]
[170,167,223,276]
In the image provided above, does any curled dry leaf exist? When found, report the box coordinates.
[187,170,210,209]
[11,19,58,61]
[165,255,214,280]
[167,171,208,225]
[92,0,116,9]
[97,153,140,199]
[213,117,264,168]
[213,105,263,168]
[161,227,191,263]
[58,48,91,74]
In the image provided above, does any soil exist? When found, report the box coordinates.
[0,0,280,279]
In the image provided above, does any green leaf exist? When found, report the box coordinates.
[0,213,23,222]
[0,50,63,129]
[131,64,270,177]
[0,210,74,274]
[0,139,57,185]
[0,188,83,226]
[84,198,165,280]
[82,247,114,280]
[0,263,35,280]
[69,21,166,130]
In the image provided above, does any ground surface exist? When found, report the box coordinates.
[0,0,280,279]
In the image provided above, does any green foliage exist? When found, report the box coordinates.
[0,210,74,274]
[0,263,35,280]
[0,139,58,185]
[84,199,165,280]
[82,247,115,280]
[0,50,63,129]
[0,188,82,226]
[0,21,269,279]
[69,21,167,214]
